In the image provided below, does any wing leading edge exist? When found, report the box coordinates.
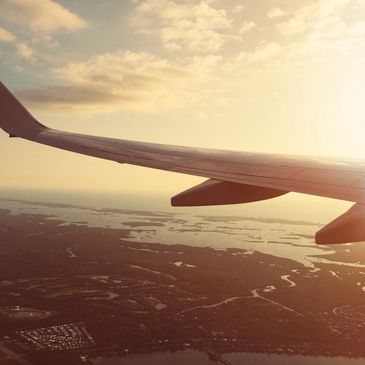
[1,81,365,244]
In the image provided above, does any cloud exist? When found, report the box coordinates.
[267,7,286,19]
[273,0,365,58]
[232,4,244,13]
[0,25,35,62]
[12,0,365,117]
[18,85,124,106]
[132,0,232,53]
[16,42,35,61]
[277,0,350,37]
[239,21,255,34]
[16,52,231,115]
[0,26,16,42]
[0,0,87,35]
[0,0,87,64]
[18,51,195,112]
[238,42,283,64]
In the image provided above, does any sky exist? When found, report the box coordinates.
[1,0,365,220]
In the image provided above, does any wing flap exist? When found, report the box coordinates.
[171,179,288,206]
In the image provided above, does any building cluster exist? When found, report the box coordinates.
[17,322,95,351]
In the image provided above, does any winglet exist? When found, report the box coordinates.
[0,82,47,140]
[315,203,365,244]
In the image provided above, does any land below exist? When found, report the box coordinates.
[0,207,365,364]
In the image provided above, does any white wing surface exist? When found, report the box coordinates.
[1,82,365,244]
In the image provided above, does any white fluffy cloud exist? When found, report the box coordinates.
[0,0,87,35]
[0,0,87,63]
[278,0,350,37]
[11,0,365,115]
[0,25,35,62]
[132,0,232,53]
[18,51,196,112]
[239,21,255,34]
[273,0,365,58]
[267,7,286,19]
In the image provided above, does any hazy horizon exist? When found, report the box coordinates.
[0,186,352,224]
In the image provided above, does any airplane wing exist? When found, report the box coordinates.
[1,81,365,244]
